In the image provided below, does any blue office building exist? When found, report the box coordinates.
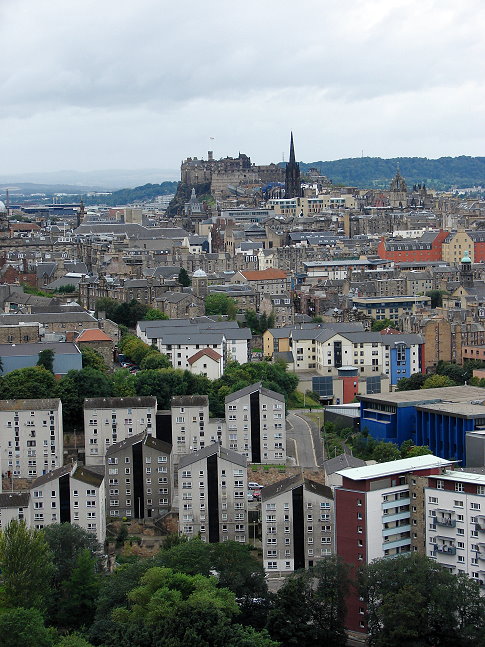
[359,386,485,464]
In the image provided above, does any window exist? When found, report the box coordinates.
[455,483,464,493]
[471,502,481,510]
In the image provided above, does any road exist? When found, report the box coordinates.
[286,410,324,468]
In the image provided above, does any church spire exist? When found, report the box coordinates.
[285,132,302,199]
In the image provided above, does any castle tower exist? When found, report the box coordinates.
[77,199,85,228]
[284,132,302,199]
[460,250,473,289]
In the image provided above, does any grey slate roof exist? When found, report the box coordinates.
[0,342,80,357]
[225,381,285,404]
[0,398,60,411]
[178,442,247,469]
[72,465,104,487]
[106,431,172,457]
[0,312,96,324]
[261,474,333,502]
[84,396,157,409]
[171,395,209,407]
[31,463,72,487]
[324,453,366,475]
[0,492,30,508]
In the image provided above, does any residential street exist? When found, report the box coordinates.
[286,410,324,468]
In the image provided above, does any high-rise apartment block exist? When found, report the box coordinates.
[0,399,63,479]
[170,395,225,458]
[178,444,247,543]
[30,462,106,544]
[261,474,334,573]
[84,396,157,465]
[106,431,171,520]
[224,383,286,464]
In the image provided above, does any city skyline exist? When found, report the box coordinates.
[0,0,484,176]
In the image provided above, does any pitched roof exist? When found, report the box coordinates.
[240,269,287,281]
[225,381,285,403]
[188,348,222,365]
[84,396,157,409]
[178,442,247,469]
[0,492,30,508]
[324,453,366,475]
[72,465,104,487]
[261,474,333,501]
[0,398,60,411]
[171,395,209,407]
[76,328,113,342]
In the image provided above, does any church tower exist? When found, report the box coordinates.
[76,199,85,228]
[460,250,474,289]
[285,132,302,199]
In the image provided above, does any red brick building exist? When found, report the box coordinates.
[377,230,449,263]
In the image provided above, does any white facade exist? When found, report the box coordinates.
[171,395,226,458]
[84,396,157,465]
[224,383,286,464]
[0,399,63,480]
[30,463,106,544]
[425,470,485,584]
[178,444,247,543]
[0,492,31,529]
[261,476,334,574]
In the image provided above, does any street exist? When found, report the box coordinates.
[286,410,324,468]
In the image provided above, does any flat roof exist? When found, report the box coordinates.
[416,402,485,417]
[336,454,452,481]
[434,469,485,486]
[359,385,485,407]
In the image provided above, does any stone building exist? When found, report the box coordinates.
[75,328,115,369]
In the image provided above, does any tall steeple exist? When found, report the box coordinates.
[285,132,302,199]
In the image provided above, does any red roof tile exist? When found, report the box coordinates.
[240,269,287,281]
[187,348,222,365]
[76,328,113,342]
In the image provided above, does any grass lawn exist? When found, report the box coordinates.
[287,390,322,409]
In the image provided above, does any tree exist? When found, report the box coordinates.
[56,283,77,294]
[371,318,395,332]
[57,635,95,647]
[110,369,137,397]
[435,360,467,384]
[139,351,171,370]
[0,608,55,647]
[178,267,191,287]
[81,347,108,372]
[56,368,112,425]
[144,308,169,321]
[57,549,100,629]
[371,441,401,463]
[159,536,212,576]
[267,557,349,647]
[37,349,55,372]
[0,366,57,399]
[396,372,427,391]
[205,294,237,319]
[361,553,485,647]
[0,519,55,611]
[43,523,100,588]
[426,289,448,308]
[422,374,456,389]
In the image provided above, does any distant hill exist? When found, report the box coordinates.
[80,182,178,206]
[295,156,485,190]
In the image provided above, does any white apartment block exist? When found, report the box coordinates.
[224,383,286,464]
[0,399,63,479]
[0,492,31,529]
[84,396,157,465]
[261,475,335,574]
[30,462,106,544]
[170,395,226,459]
[178,443,247,543]
[425,470,485,586]
[106,431,172,520]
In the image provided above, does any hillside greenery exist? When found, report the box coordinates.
[74,182,178,206]
[296,156,485,190]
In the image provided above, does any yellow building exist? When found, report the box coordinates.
[442,230,474,263]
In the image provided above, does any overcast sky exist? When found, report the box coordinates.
[0,0,484,180]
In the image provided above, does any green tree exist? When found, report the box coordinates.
[56,283,77,294]
[37,348,55,372]
[267,557,349,647]
[57,635,95,647]
[43,523,100,588]
[435,360,467,384]
[144,308,169,321]
[426,289,448,308]
[205,294,237,319]
[110,369,137,397]
[139,351,171,370]
[422,374,456,389]
[244,309,260,334]
[57,368,112,424]
[159,537,212,576]
[0,366,57,399]
[178,267,191,287]
[372,441,401,463]
[81,347,108,372]
[0,608,55,647]
[0,519,55,611]
[396,372,427,391]
[361,553,485,647]
[371,318,395,331]
[57,549,100,629]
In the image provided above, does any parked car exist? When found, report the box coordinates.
[248,482,262,490]
[252,489,262,500]
[247,492,254,501]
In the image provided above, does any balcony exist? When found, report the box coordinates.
[475,517,485,532]
[435,518,456,528]
[434,545,456,555]
[382,498,410,510]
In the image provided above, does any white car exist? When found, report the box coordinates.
[248,482,262,490]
